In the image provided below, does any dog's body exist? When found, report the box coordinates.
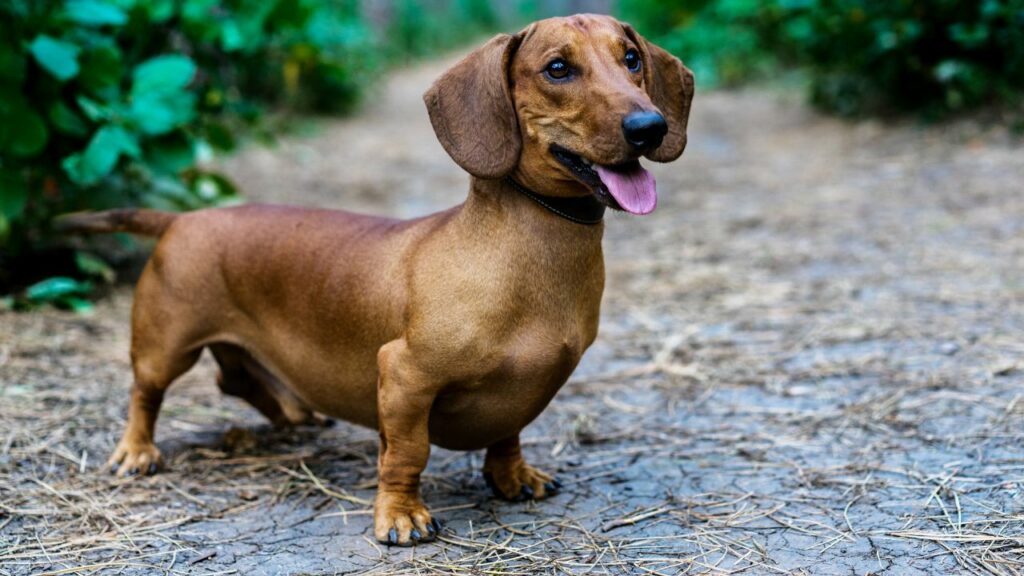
[122,189,601,448]
[62,15,692,545]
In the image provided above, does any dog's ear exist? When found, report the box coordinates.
[623,23,695,163]
[424,33,523,179]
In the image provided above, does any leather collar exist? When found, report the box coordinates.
[505,178,606,225]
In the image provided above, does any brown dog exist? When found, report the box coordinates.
[61,14,693,546]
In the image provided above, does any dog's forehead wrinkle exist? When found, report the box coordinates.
[536,43,576,64]
[519,27,580,59]
[568,14,591,29]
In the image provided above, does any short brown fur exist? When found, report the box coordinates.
[64,15,693,546]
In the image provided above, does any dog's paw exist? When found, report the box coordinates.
[483,463,561,501]
[105,441,162,477]
[374,491,441,546]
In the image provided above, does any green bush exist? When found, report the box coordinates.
[619,0,1024,117]
[0,0,374,295]
[761,0,1024,117]
[386,0,501,59]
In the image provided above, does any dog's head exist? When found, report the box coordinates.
[424,14,694,215]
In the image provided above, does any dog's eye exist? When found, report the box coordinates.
[544,59,572,81]
[625,49,642,73]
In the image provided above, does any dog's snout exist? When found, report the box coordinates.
[622,111,668,150]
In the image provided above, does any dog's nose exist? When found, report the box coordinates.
[622,111,668,150]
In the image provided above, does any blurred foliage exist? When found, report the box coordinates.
[619,0,1024,117]
[386,0,498,58]
[2,275,97,313]
[0,0,375,294]
[0,0,532,300]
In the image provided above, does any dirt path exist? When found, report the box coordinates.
[2,55,1024,575]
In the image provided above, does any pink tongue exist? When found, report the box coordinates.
[595,163,657,215]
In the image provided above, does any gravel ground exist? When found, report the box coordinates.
[2,55,1023,575]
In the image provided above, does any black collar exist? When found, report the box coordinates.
[505,178,606,225]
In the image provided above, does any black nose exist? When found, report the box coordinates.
[622,111,668,150]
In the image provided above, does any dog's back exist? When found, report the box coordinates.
[128,204,438,426]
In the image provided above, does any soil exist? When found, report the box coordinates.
[2,55,1023,575]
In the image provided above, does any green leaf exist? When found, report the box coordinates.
[220,20,245,52]
[75,251,115,282]
[0,171,28,220]
[64,296,96,314]
[49,101,89,136]
[25,276,93,302]
[62,125,140,185]
[4,106,48,157]
[141,0,175,22]
[101,125,139,157]
[75,96,110,121]
[132,55,196,96]
[182,0,224,26]
[129,95,175,135]
[28,35,80,82]
[128,91,196,135]
[65,0,128,26]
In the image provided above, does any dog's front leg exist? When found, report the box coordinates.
[374,339,440,546]
[483,435,562,501]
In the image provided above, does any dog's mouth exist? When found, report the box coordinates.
[551,145,657,215]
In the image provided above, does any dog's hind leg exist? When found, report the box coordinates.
[106,264,206,477]
[210,344,328,428]
[106,332,201,477]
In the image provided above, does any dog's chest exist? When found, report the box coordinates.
[412,222,603,449]
[426,320,591,450]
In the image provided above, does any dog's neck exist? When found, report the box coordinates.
[503,177,606,225]
[463,177,606,241]
[457,177,605,294]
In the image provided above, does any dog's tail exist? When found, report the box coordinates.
[55,209,178,238]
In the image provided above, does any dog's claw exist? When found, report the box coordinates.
[105,441,162,479]
[482,462,559,501]
[431,518,442,533]
[374,492,435,546]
